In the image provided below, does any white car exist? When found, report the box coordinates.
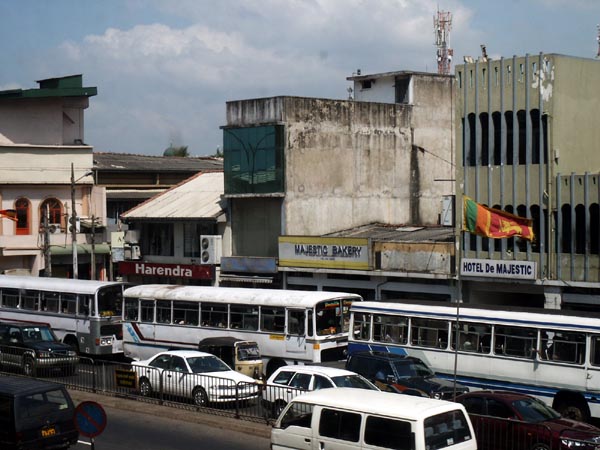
[262,365,379,417]
[132,350,259,406]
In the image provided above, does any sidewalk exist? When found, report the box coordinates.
[68,388,272,439]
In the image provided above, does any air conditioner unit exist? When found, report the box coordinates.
[200,235,222,264]
[48,224,63,234]
[130,244,142,260]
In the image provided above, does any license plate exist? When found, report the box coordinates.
[41,425,56,438]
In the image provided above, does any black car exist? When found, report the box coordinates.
[0,375,79,449]
[0,322,78,376]
[346,350,468,400]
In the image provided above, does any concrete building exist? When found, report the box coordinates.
[0,75,105,278]
[455,53,600,310]
[221,71,457,299]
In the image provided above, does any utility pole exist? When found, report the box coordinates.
[91,215,96,280]
[43,205,52,277]
[71,163,79,279]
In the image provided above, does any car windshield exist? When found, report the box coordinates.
[512,397,561,423]
[186,355,231,373]
[22,326,56,343]
[331,375,378,390]
[393,360,435,379]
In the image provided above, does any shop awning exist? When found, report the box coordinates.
[49,244,111,255]
[219,274,273,284]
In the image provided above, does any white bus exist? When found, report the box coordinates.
[122,284,362,376]
[349,300,600,423]
[0,275,128,356]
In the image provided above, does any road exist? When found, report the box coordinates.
[71,402,270,450]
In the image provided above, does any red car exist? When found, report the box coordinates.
[455,391,600,450]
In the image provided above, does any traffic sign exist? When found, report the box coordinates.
[74,401,107,438]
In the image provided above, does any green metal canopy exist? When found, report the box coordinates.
[49,244,111,255]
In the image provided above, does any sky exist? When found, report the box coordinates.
[1,0,599,157]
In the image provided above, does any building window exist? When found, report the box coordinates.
[361,79,373,89]
[223,125,285,195]
[395,76,410,104]
[40,198,63,230]
[15,198,30,235]
[141,223,174,256]
[183,222,213,257]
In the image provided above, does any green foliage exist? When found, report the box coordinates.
[163,145,189,157]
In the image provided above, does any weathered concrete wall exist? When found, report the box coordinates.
[374,241,453,274]
[226,91,455,237]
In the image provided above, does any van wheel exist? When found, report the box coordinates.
[192,387,208,407]
[139,378,152,397]
[531,444,550,450]
[273,400,287,418]
[23,357,37,377]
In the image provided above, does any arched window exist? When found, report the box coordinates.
[40,198,63,229]
[15,198,30,235]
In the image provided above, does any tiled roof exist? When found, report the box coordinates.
[324,223,455,242]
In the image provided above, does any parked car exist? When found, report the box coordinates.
[346,350,469,399]
[132,349,260,406]
[455,391,600,450]
[0,375,79,449]
[0,322,78,376]
[198,337,264,381]
[262,365,379,417]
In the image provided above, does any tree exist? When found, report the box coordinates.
[163,145,189,157]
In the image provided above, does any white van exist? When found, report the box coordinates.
[271,388,477,450]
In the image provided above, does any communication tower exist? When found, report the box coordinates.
[434,9,453,75]
[596,24,600,59]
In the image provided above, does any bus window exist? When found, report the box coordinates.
[124,298,139,321]
[78,295,93,316]
[41,292,59,313]
[230,305,258,330]
[261,307,285,333]
[61,294,77,315]
[494,326,536,358]
[140,300,155,322]
[451,322,491,353]
[201,303,228,328]
[591,336,600,367]
[157,301,172,324]
[540,330,585,364]
[288,310,305,335]
[173,301,198,326]
[411,318,449,349]
[354,312,371,341]
[374,314,407,344]
[1,288,19,308]
[21,290,39,311]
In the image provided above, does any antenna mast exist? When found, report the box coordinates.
[596,24,600,59]
[434,9,453,75]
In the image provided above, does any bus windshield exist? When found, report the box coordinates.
[97,286,124,318]
[315,299,351,336]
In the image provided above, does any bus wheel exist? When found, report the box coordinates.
[23,357,37,377]
[64,336,79,354]
[139,378,152,397]
[192,387,208,407]
[555,400,589,423]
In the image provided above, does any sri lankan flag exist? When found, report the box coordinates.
[463,196,534,241]
[0,209,17,222]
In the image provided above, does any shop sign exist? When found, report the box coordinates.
[278,236,370,270]
[460,258,536,280]
[119,262,213,280]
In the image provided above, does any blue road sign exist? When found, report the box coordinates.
[74,401,107,438]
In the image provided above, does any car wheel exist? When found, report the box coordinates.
[192,387,209,407]
[531,443,550,450]
[273,400,287,418]
[23,357,36,377]
[139,378,152,397]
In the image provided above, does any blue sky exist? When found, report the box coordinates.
[1,0,599,156]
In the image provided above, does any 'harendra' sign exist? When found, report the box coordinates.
[279,236,370,270]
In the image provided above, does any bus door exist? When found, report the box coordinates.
[285,309,306,354]
[587,335,600,392]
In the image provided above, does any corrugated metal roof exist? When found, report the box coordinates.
[121,172,225,220]
[93,152,223,172]
[324,223,455,243]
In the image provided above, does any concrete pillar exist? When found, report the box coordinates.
[543,287,562,309]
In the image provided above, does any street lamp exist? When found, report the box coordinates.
[71,163,93,279]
